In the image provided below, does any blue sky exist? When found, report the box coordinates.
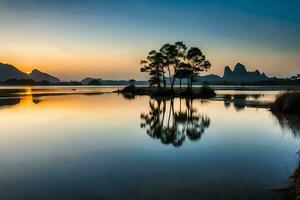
[0,0,299,80]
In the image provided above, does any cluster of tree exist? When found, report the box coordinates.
[140,41,211,93]
[291,74,300,80]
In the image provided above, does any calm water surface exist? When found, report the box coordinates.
[0,86,299,200]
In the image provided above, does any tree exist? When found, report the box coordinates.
[291,74,300,80]
[140,50,167,89]
[175,62,191,93]
[129,79,136,86]
[185,47,211,92]
[159,41,187,92]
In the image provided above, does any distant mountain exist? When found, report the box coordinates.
[29,69,61,83]
[81,77,103,85]
[194,74,223,83]
[0,62,60,83]
[81,77,149,85]
[0,62,28,81]
[194,63,269,83]
[223,63,269,82]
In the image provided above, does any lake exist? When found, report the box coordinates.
[0,86,299,200]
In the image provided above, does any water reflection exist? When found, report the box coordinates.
[0,88,298,200]
[121,93,136,100]
[0,96,43,108]
[222,94,268,111]
[0,87,107,108]
[272,112,300,138]
[0,98,21,108]
[140,98,210,147]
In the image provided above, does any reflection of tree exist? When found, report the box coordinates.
[121,93,136,100]
[233,95,246,112]
[222,94,264,111]
[141,98,210,147]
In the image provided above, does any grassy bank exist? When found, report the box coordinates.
[271,92,300,200]
[271,92,300,114]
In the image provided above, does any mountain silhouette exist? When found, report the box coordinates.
[0,62,60,83]
[81,77,103,85]
[0,62,28,81]
[223,63,269,82]
[194,63,269,83]
[29,69,60,83]
[193,74,223,83]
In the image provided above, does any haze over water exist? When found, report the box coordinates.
[0,86,299,200]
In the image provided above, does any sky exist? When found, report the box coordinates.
[0,0,299,81]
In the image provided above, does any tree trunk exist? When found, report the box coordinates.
[171,65,177,92]
[157,74,161,89]
[156,67,161,89]
[190,75,193,94]
[167,67,172,90]
[179,78,182,94]
[163,74,166,89]
[171,76,176,92]
[186,75,192,94]
[186,78,189,93]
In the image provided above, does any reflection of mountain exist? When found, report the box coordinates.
[222,94,268,111]
[0,98,21,108]
[0,96,41,109]
[140,98,210,147]
[0,62,60,83]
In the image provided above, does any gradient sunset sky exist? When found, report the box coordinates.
[0,0,299,80]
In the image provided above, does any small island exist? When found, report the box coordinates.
[116,41,216,98]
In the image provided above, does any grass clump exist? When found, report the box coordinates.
[271,92,300,115]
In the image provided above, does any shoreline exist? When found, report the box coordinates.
[0,84,299,91]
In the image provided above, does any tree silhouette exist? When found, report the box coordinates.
[129,79,136,86]
[175,62,191,93]
[159,42,187,92]
[140,50,167,89]
[185,47,211,93]
[291,74,300,80]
